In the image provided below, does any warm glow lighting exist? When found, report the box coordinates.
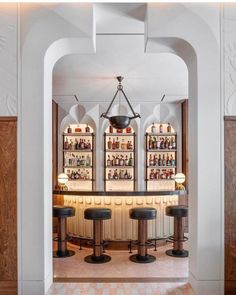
[175,173,185,184]
[58,173,69,185]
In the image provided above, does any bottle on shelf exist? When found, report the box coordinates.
[108,170,112,180]
[149,154,154,166]
[149,136,153,150]
[86,154,91,166]
[112,138,116,150]
[167,123,171,133]
[116,137,120,149]
[85,124,90,133]
[120,155,124,166]
[125,155,129,166]
[107,137,112,149]
[162,154,166,166]
[67,126,72,133]
[121,139,126,150]
[172,137,176,149]
[109,125,113,133]
[129,153,133,166]
[170,154,175,166]
[107,155,111,167]
[64,137,69,150]
[151,123,157,133]
[159,124,163,133]
[158,154,162,166]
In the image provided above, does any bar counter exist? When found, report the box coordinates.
[53,190,187,241]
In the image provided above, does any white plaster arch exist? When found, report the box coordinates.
[20,4,223,295]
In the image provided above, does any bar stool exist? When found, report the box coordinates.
[129,207,157,263]
[84,207,112,264]
[165,205,188,257]
[53,205,76,258]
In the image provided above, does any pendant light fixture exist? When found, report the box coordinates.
[100,76,141,129]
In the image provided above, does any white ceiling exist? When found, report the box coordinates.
[53,4,188,106]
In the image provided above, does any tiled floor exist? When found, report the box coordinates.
[47,282,195,295]
[53,243,188,279]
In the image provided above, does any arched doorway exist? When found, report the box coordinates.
[19,4,223,294]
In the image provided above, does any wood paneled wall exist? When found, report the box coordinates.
[0,117,17,295]
[52,100,58,190]
[225,117,236,294]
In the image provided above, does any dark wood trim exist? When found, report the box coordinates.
[225,119,236,294]
[0,281,17,295]
[53,277,188,283]
[224,116,236,121]
[52,100,58,190]
[53,190,187,196]
[0,117,17,122]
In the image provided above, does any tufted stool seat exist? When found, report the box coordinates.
[84,208,112,264]
[84,208,111,220]
[165,205,188,258]
[53,205,76,258]
[129,207,157,263]
[166,205,188,218]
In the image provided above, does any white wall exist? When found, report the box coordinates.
[0,4,17,116]
[0,3,236,295]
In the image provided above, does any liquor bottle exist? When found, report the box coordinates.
[69,139,73,150]
[150,169,155,179]
[81,139,85,149]
[154,154,157,166]
[114,169,118,180]
[120,156,124,166]
[124,170,128,179]
[129,153,134,166]
[159,124,163,133]
[121,139,126,150]
[158,154,162,166]
[149,154,154,166]
[86,155,91,166]
[120,169,124,179]
[149,136,153,150]
[160,138,165,149]
[169,138,173,150]
[167,123,171,133]
[112,138,116,149]
[64,137,69,150]
[116,137,120,149]
[172,137,176,149]
[85,124,90,133]
[112,155,116,166]
[170,169,175,179]
[107,155,111,167]
[157,138,161,149]
[151,123,157,133]
[125,155,129,166]
[109,125,113,133]
[67,126,72,133]
[165,137,169,149]
[162,154,166,166]
[107,137,112,149]
[170,155,175,166]
[80,156,84,166]
[108,170,112,180]
[167,154,170,166]
[153,137,157,149]
[87,140,91,149]
[115,155,119,166]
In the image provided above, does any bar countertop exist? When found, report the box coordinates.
[53,190,187,196]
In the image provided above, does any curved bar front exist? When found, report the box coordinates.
[53,191,187,241]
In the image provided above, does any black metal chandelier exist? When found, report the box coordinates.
[100,76,141,129]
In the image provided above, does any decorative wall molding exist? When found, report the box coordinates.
[0,4,17,116]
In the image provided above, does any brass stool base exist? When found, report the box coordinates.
[53,250,76,258]
[166,249,188,258]
[84,254,111,264]
[129,254,156,263]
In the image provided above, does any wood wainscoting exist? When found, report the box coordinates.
[225,116,236,295]
[0,117,17,295]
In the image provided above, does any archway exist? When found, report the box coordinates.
[20,4,223,295]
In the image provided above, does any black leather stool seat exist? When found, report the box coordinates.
[53,205,75,218]
[84,208,112,220]
[129,207,157,220]
[165,205,188,218]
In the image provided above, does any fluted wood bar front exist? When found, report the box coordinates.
[53,191,186,241]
